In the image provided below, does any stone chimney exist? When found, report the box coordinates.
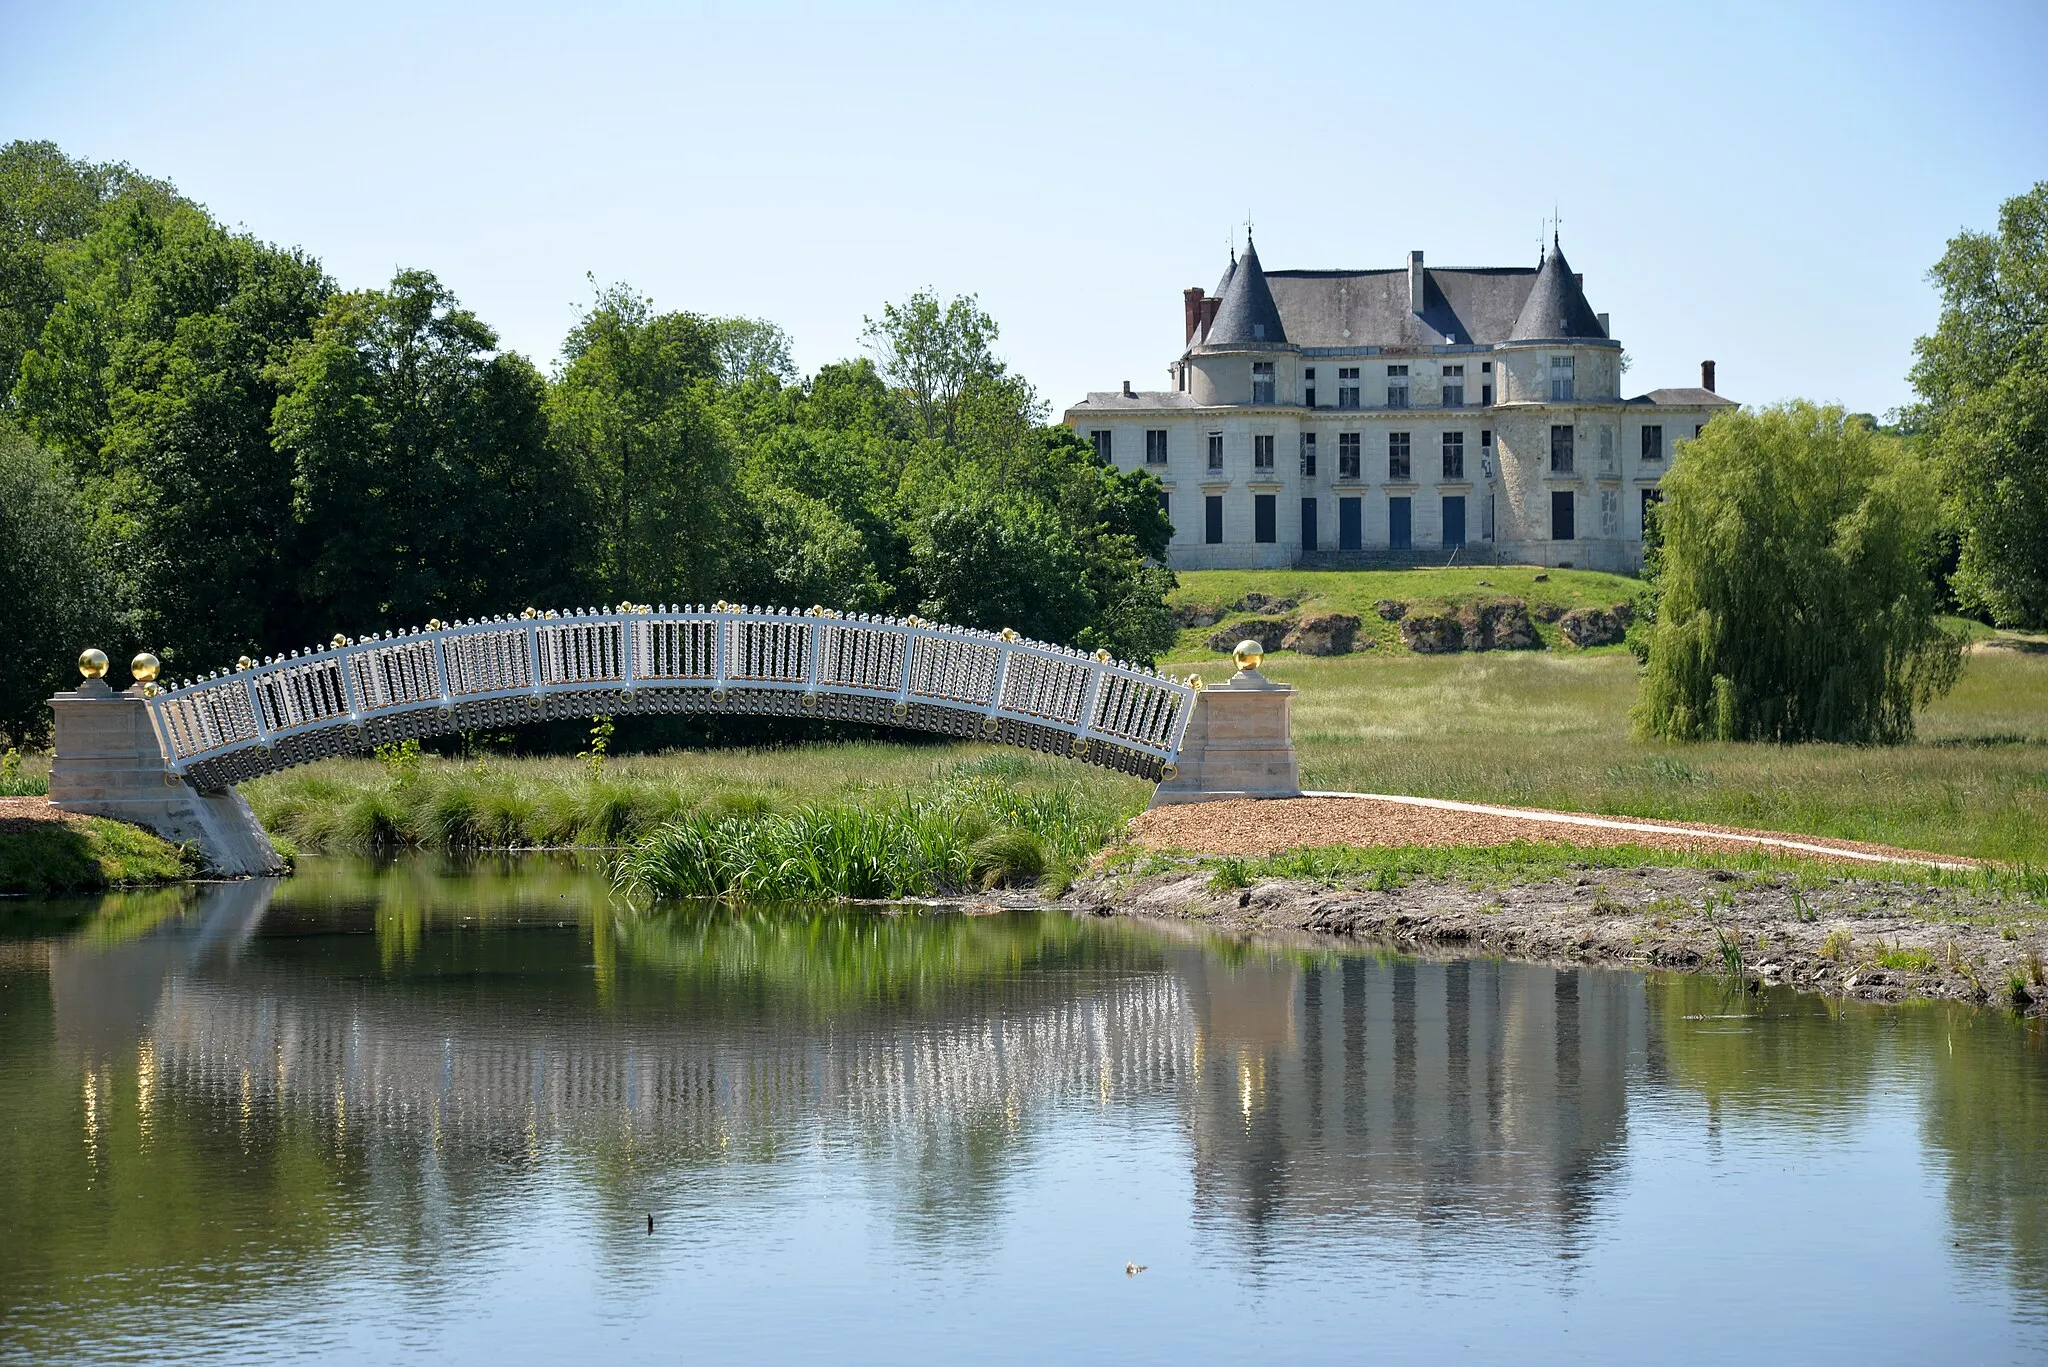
[1199,295,1221,335]
[1408,251,1426,313]
[1701,360,1716,392]
[1596,312,1610,336]
[1183,287,1205,344]
[1122,380,1133,398]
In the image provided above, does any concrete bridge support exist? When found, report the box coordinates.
[47,680,286,876]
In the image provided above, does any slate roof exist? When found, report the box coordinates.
[1627,388,1737,407]
[1193,235,1612,351]
[1069,391,1201,412]
[1201,237,1290,347]
[1510,237,1607,340]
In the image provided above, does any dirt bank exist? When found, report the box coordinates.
[1068,861,2048,1015]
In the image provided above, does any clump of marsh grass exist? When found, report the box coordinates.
[612,771,1128,902]
[1874,939,1938,973]
[1821,928,1854,961]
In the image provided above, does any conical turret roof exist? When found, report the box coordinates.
[1201,236,1290,348]
[1510,235,1607,340]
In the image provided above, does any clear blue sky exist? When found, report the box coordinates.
[4,0,2043,417]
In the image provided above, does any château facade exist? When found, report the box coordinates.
[1064,233,1733,572]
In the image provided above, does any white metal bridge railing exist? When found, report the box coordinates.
[142,604,1200,789]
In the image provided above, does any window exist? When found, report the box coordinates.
[1304,366,1317,408]
[1301,497,1318,550]
[1480,428,1493,476]
[1090,430,1113,459]
[1552,489,1575,541]
[1641,425,1664,461]
[1144,430,1168,465]
[1481,381,1494,406]
[1441,431,1465,480]
[1207,432,1224,471]
[1641,488,1663,537]
[1442,495,1466,547]
[1253,434,1275,470]
[1388,431,1412,482]
[1255,493,1277,543]
[1251,362,1275,404]
[1550,354,1574,402]
[1388,496,1412,550]
[1338,432,1361,480]
[1441,364,1465,407]
[1481,361,1493,372]
[1550,424,1575,474]
[1694,422,1705,437]
[1205,495,1224,544]
[1159,490,1171,524]
[1338,367,1360,409]
[1386,365,1410,408]
[1299,432,1317,478]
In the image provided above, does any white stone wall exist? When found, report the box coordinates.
[1072,345,1722,573]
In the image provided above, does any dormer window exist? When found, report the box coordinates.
[1252,323,1266,340]
[1251,362,1275,405]
[1442,364,1465,407]
[1386,365,1410,408]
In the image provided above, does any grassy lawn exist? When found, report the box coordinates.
[1160,569,2048,864]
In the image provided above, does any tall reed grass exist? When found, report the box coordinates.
[612,771,1125,902]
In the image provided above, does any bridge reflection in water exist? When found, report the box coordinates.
[43,866,1639,1258]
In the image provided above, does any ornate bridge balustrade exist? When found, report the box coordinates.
[141,605,1201,790]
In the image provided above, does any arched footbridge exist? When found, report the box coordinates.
[140,605,1201,789]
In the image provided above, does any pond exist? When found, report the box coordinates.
[2,856,2045,1364]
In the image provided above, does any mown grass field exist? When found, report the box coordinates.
[213,567,2048,867]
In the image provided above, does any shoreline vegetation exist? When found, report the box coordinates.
[0,801,195,896]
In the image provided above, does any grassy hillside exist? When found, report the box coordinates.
[1167,565,1644,656]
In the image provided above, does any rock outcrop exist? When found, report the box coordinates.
[1281,613,1365,656]
[1207,616,1297,653]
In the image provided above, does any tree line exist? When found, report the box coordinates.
[0,141,1173,745]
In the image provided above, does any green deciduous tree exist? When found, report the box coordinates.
[0,140,181,406]
[1634,402,1964,744]
[0,421,114,744]
[11,195,330,670]
[274,270,585,634]
[547,283,736,604]
[1909,180,2048,626]
[861,290,1002,445]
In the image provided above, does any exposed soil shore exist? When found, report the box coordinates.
[1066,861,2048,1015]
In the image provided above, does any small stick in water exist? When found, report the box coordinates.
[647,1213,654,1235]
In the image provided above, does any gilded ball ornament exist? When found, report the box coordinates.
[236,655,254,671]
[78,648,109,679]
[1232,640,1265,672]
[130,652,161,684]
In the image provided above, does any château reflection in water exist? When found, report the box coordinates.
[3,856,2046,1357]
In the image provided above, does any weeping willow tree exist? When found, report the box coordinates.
[1634,402,1965,743]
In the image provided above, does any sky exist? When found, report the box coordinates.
[4,0,2044,418]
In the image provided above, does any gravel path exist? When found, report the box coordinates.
[0,797,83,828]
[1130,792,1974,869]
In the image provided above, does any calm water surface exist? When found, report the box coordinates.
[2,856,2045,1364]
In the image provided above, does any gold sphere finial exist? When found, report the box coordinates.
[1232,639,1265,672]
[130,652,160,684]
[79,648,109,680]
[236,655,254,672]
[330,632,348,649]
